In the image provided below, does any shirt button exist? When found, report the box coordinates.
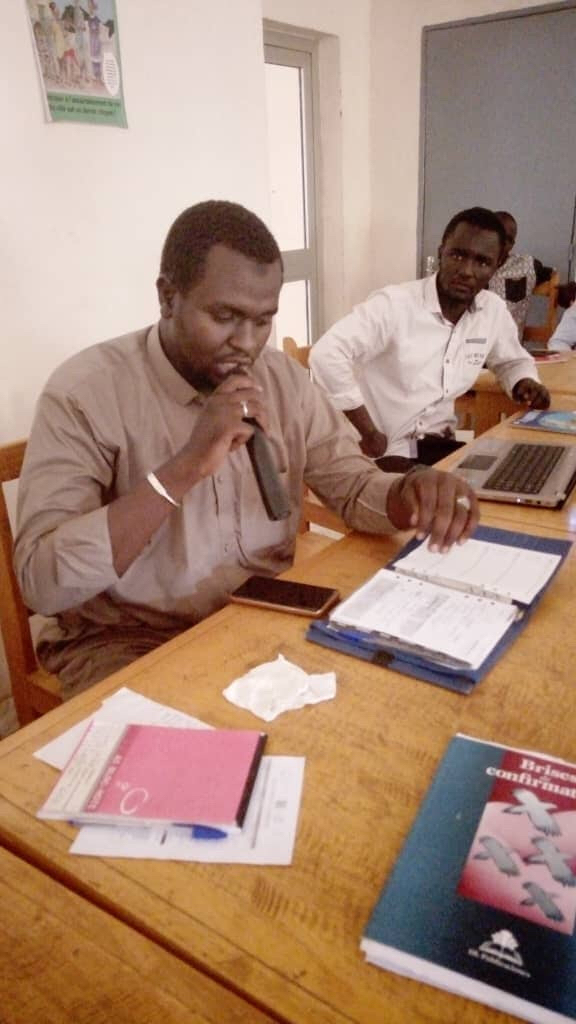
[216,475,223,484]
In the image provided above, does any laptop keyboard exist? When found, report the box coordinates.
[484,443,564,494]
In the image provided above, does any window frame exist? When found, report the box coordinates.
[264,29,320,343]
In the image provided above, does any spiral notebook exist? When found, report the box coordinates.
[307,526,571,694]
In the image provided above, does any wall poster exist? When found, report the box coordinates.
[26,0,127,127]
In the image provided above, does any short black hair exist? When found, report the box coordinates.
[160,200,282,294]
[495,210,516,225]
[441,207,507,252]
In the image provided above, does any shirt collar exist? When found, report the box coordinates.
[424,272,486,318]
[146,323,201,406]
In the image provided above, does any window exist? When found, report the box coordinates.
[264,30,319,347]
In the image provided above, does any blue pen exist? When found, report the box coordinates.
[190,824,228,840]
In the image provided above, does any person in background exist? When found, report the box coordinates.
[14,200,478,697]
[548,282,576,352]
[488,211,553,340]
[309,206,549,472]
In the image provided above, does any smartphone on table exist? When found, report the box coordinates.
[229,575,340,618]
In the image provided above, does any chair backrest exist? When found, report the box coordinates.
[524,270,559,344]
[0,440,61,725]
[282,337,349,537]
[282,336,311,369]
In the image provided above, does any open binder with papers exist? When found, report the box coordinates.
[307,526,571,694]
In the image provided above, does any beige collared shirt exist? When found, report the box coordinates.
[15,325,399,693]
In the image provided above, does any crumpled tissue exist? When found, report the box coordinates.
[222,654,337,722]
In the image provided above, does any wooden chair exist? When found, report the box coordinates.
[282,335,310,370]
[454,391,477,433]
[524,270,559,344]
[0,441,62,726]
[282,337,349,537]
[454,272,560,436]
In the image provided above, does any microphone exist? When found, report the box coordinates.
[244,418,291,521]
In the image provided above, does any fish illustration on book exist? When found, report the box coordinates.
[521,881,564,922]
[474,836,520,876]
[525,837,576,887]
[504,787,561,835]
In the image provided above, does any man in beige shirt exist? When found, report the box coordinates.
[15,200,477,695]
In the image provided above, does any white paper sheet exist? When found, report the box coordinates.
[34,687,212,770]
[69,755,304,864]
[394,538,560,605]
[330,569,517,669]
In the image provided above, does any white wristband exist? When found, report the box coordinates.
[146,471,181,508]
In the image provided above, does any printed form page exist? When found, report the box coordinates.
[330,570,517,669]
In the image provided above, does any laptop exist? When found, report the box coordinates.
[452,437,576,507]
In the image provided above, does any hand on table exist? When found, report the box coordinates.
[386,467,479,552]
[512,378,550,409]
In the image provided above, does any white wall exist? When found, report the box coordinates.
[370,0,549,290]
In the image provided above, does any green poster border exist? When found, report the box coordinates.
[46,91,127,128]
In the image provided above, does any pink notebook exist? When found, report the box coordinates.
[38,722,266,830]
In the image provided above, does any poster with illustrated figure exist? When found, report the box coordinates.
[25,0,127,127]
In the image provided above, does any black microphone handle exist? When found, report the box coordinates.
[244,419,291,521]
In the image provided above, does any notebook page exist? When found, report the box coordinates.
[330,570,517,669]
[393,538,560,604]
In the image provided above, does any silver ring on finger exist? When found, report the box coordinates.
[455,494,471,512]
[240,400,249,419]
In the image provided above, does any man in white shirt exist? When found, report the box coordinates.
[310,207,550,471]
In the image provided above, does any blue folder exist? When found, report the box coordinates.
[306,525,572,695]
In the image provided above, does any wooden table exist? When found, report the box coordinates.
[0,845,275,1024]
[471,354,576,435]
[0,518,574,1024]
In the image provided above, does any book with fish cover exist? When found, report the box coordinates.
[361,734,576,1023]
[513,409,576,436]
